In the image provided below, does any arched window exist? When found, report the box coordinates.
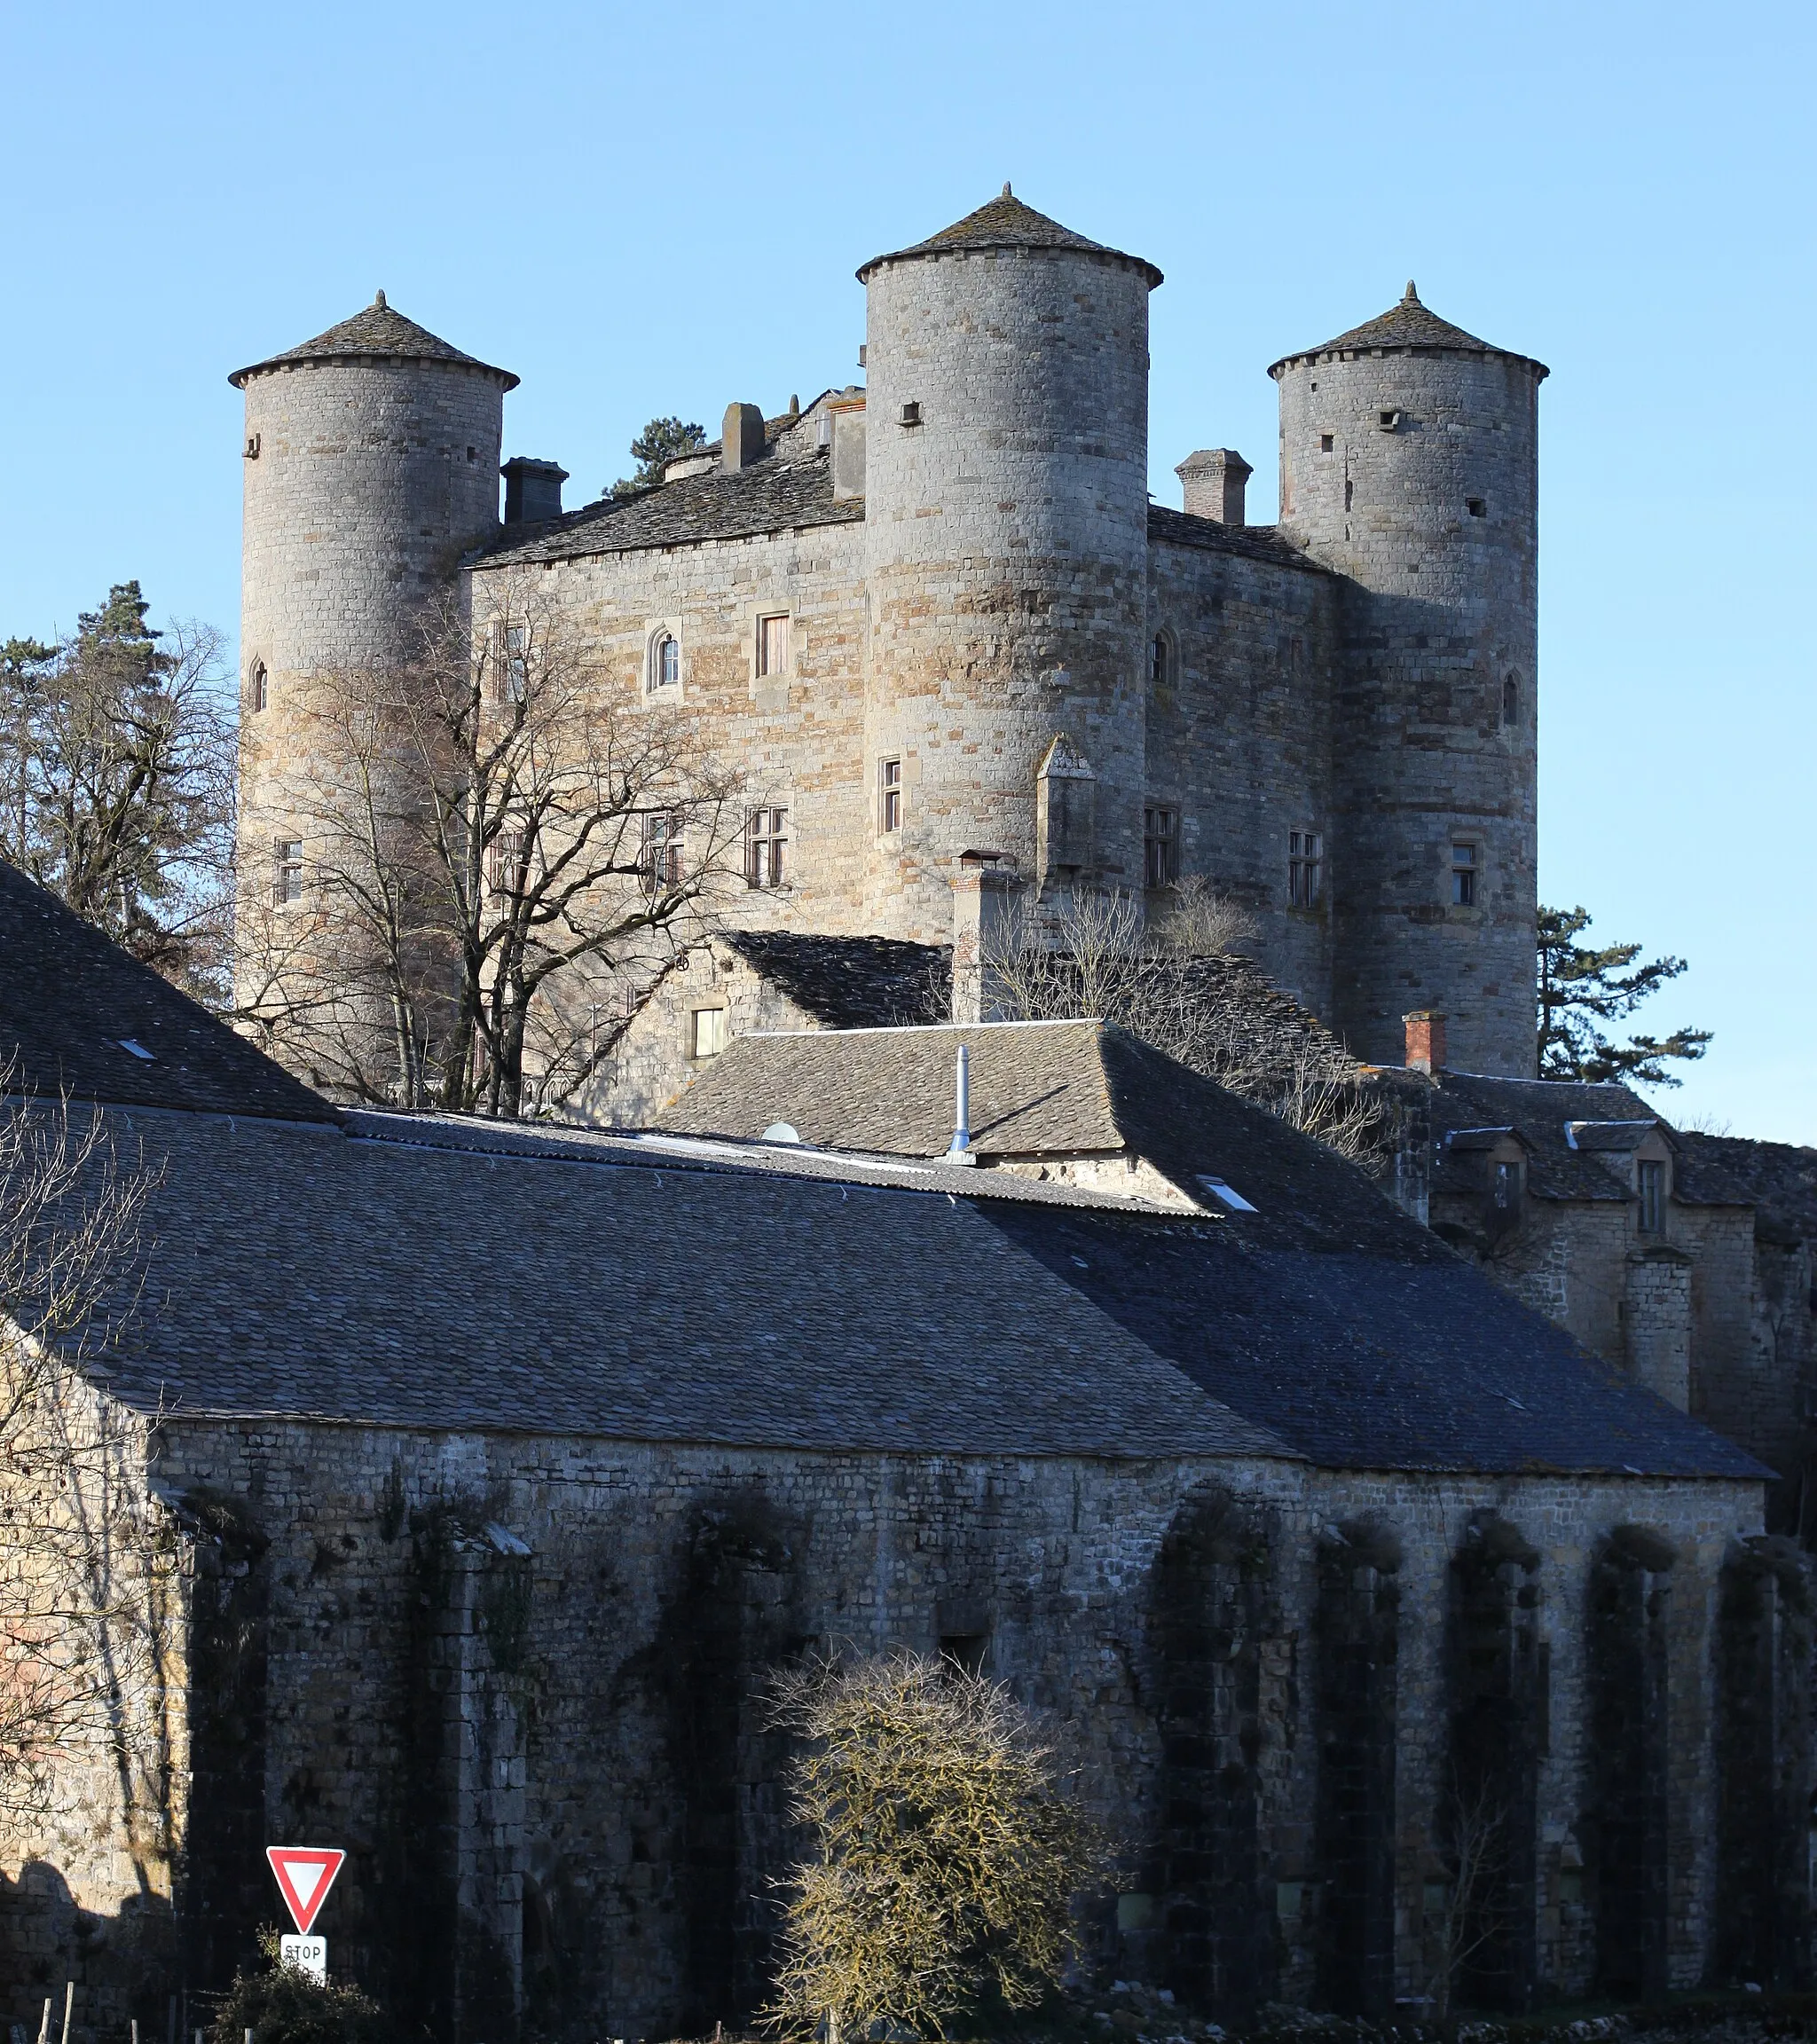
[248,661,268,712]
[649,632,680,692]
[1502,674,1518,726]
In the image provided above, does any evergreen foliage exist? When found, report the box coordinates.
[0,582,233,999]
[609,416,706,499]
[1537,905,1712,1088]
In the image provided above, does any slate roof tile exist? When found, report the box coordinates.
[1270,284,1547,379]
[0,862,334,1124]
[230,295,517,389]
[858,193,1162,287]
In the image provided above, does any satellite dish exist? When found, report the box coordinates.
[761,1122,803,1145]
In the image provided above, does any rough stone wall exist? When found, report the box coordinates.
[1625,1248,1695,1411]
[1275,343,1542,1078]
[467,521,871,939]
[4,1408,1766,2040]
[861,245,1154,934]
[1144,540,1340,1018]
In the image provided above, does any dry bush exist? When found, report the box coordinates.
[979,889,1391,1169]
[0,1082,174,1836]
[765,1651,1110,2040]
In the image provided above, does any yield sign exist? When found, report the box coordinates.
[266,1846,346,1935]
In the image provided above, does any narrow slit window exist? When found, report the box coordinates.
[248,662,268,712]
[1288,829,1322,908]
[1144,806,1179,887]
[1502,674,1518,726]
[1451,841,1478,907]
[1637,1159,1666,1234]
[1150,633,1169,688]
[879,759,902,834]
[745,807,788,889]
[757,613,790,679]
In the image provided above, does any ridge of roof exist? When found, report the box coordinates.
[471,447,860,568]
[1146,503,1334,575]
[859,189,1162,288]
[230,293,518,390]
[1269,283,1547,380]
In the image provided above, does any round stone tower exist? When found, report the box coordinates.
[857,191,1161,938]
[230,295,515,1054]
[1270,287,1547,1078]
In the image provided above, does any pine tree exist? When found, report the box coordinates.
[1537,904,1711,1087]
[608,416,706,499]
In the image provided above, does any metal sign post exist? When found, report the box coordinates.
[265,1847,345,1982]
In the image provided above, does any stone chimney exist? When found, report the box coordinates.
[722,403,766,474]
[1176,448,1252,525]
[1404,1010,1447,1073]
[952,852,1021,1025]
[499,457,569,523]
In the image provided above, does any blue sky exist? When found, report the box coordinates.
[4,1,1811,1139]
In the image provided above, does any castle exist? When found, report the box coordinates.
[232,189,1544,1078]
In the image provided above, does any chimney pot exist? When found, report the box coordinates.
[722,403,766,474]
[1404,1010,1447,1074]
[1176,448,1253,525]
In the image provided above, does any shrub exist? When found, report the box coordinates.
[208,1929,389,2044]
[766,1651,1110,2040]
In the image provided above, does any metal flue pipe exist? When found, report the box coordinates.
[946,1042,977,1166]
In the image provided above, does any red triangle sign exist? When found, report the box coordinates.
[266,1847,346,1934]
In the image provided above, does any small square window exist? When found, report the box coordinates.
[1451,841,1478,907]
[1289,828,1322,908]
[692,1007,728,1059]
[1319,433,1334,453]
[879,759,902,834]
[757,613,790,679]
[745,807,788,889]
[1637,1159,1666,1234]
[1144,806,1179,887]
[273,838,303,906]
[1467,497,1486,517]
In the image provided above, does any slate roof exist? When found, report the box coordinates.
[1426,1070,1762,1210]
[1676,1131,1817,1241]
[1147,505,1332,576]
[472,447,861,570]
[858,192,1163,288]
[1270,284,1547,380]
[51,1096,1764,1480]
[722,932,947,1029]
[75,1103,1281,1462]
[0,861,334,1123]
[229,294,518,390]
[664,1019,1429,1251]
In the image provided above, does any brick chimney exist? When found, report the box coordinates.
[1404,1010,1447,1074]
[1176,448,1253,525]
[951,852,1021,1024]
[722,403,766,474]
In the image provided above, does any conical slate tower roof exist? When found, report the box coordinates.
[229,292,518,389]
[1269,283,1546,379]
[859,186,1161,287]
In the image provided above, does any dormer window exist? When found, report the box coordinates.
[1637,1159,1666,1234]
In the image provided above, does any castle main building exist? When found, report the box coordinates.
[232,191,1547,1076]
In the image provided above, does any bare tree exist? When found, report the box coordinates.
[1424,1768,1509,2025]
[980,887,1391,1167]
[239,578,748,1116]
[1,585,237,1003]
[0,1081,176,1855]
[765,1650,1109,2041]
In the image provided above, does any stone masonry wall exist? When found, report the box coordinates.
[4,1409,1767,2043]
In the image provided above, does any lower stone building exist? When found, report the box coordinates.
[1,861,1811,2041]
